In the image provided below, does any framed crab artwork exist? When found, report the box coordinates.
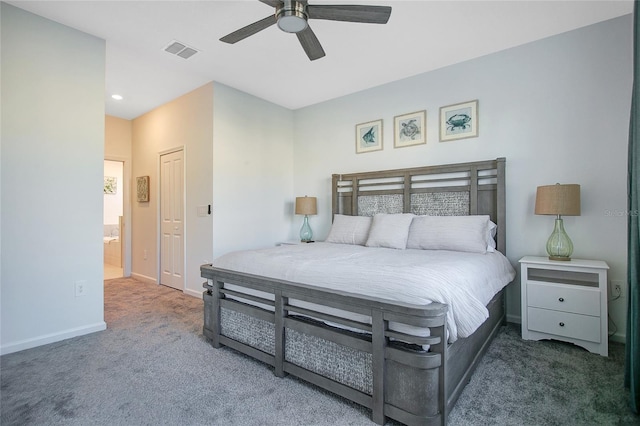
[439,100,478,142]
[394,110,426,148]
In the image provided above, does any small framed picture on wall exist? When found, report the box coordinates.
[394,110,426,148]
[104,176,117,195]
[355,119,383,154]
[136,176,149,202]
[439,100,479,142]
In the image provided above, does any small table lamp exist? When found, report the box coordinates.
[295,196,317,242]
[535,183,581,261]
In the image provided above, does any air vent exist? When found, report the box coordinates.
[177,47,197,59]
[164,40,199,59]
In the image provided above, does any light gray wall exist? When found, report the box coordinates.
[212,83,295,257]
[1,4,106,354]
[292,15,632,340]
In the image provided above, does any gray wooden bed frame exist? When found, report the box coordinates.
[201,158,508,425]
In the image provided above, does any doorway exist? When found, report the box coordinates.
[159,149,185,290]
[104,160,124,280]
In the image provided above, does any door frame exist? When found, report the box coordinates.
[104,156,131,277]
[156,146,187,291]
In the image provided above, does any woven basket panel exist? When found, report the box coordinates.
[410,192,469,216]
[220,307,275,355]
[358,194,404,216]
[285,328,373,395]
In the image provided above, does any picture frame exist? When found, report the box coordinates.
[394,110,426,148]
[355,119,383,154]
[104,176,117,195]
[136,176,149,202]
[439,100,479,142]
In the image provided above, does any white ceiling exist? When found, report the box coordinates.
[8,0,633,120]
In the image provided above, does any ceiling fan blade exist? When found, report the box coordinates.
[307,5,391,24]
[220,15,277,44]
[296,26,326,61]
[259,0,282,7]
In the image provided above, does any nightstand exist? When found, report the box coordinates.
[276,241,317,246]
[276,241,302,246]
[519,256,609,356]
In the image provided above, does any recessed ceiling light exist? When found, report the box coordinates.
[111,94,123,101]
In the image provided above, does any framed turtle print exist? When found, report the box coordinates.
[394,110,426,148]
[439,100,478,142]
[355,119,383,154]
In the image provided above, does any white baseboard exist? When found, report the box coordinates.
[184,288,203,299]
[131,272,157,285]
[506,313,521,324]
[1,322,107,355]
[610,332,626,344]
[130,272,201,300]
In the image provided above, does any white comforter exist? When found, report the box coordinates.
[212,242,516,342]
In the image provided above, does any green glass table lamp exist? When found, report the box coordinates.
[295,196,317,242]
[535,183,581,261]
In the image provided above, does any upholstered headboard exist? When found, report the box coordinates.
[331,158,506,254]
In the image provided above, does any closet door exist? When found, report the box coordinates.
[160,149,184,290]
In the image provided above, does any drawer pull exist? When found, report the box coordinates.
[559,322,565,327]
[558,297,565,302]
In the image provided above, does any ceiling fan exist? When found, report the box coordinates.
[220,0,392,61]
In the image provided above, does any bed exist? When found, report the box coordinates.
[201,158,514,425]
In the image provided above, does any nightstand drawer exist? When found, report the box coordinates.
[527,307,601,343]
[527,281,600,316]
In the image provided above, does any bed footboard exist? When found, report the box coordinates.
[202,266,454,425]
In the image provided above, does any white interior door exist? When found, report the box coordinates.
[160,149,184,290]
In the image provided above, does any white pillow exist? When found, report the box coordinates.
[325,214,372,245]
[365,213,415,250]
[487,220,497,252]
[406,215,491,254]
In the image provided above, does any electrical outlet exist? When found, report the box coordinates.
[75,280,87,297]
[611,280,625,298]
[144,249,148,260]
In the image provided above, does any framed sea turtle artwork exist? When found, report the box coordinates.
[355,119,383,154]
[394,110,426,148]
[439,100,479,142]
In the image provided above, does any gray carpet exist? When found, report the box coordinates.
[1,277,637,425]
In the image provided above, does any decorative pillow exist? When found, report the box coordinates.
[406,215,491,254]
[365,213,415,250]
[325,214,372,245]
[487,220,497,252]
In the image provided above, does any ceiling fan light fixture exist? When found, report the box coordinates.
[276,2,308,33]
[220,1,392,61]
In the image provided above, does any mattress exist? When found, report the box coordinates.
[212,242,515,343]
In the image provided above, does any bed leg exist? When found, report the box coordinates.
[371,310,386,425]
[432,323,447,426]
[274,291,286,378]
[203,279,222,348]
